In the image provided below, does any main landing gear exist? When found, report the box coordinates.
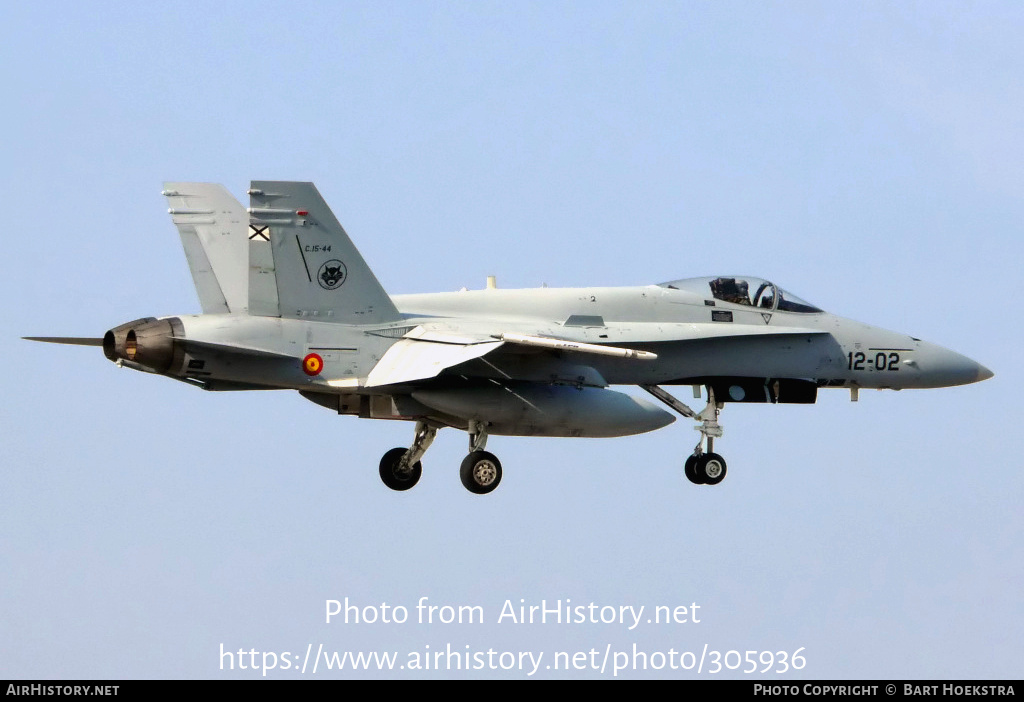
[378,420,435,491]
[460,420,502,494]
[641,385,728,486]
[379,420,503,495]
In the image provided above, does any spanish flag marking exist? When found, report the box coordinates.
[302,353,324,376]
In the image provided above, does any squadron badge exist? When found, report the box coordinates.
[317,260,347,290]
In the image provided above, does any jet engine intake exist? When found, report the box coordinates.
[703,377,818,404]
[103,317,184,374]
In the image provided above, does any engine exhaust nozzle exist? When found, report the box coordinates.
[103,317,183,374]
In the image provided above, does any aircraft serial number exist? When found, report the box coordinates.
[848,351,899,371]
[304,245,332,253]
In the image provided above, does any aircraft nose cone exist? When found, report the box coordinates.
[914,342,993,387]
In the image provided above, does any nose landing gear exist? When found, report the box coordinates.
[685,451,727,485]
[641,384,728,487]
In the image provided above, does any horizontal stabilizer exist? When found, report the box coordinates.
[23,337,103,346]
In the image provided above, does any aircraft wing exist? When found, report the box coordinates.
[363,324,662,388]
[365,335,504,388]
[363,320,830,388]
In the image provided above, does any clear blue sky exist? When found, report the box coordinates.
[1,1,1020,679]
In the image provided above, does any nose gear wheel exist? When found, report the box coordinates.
[642,384,729,487]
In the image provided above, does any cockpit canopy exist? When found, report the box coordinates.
[658,276,823,314]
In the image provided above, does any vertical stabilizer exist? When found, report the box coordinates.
[164,183,248,314]
[248,181,402,324]
[247,201,280,318]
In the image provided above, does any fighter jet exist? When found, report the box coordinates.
[25,181,993,494]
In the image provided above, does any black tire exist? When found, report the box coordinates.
[379,447,422,491]
[695,452,727,486]
[684,454,703,484]
[460,451,502,494]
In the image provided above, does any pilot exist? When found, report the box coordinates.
[710,278,750,305]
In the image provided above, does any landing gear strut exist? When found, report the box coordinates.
[378,420,436,491]
[641,384,728,486]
